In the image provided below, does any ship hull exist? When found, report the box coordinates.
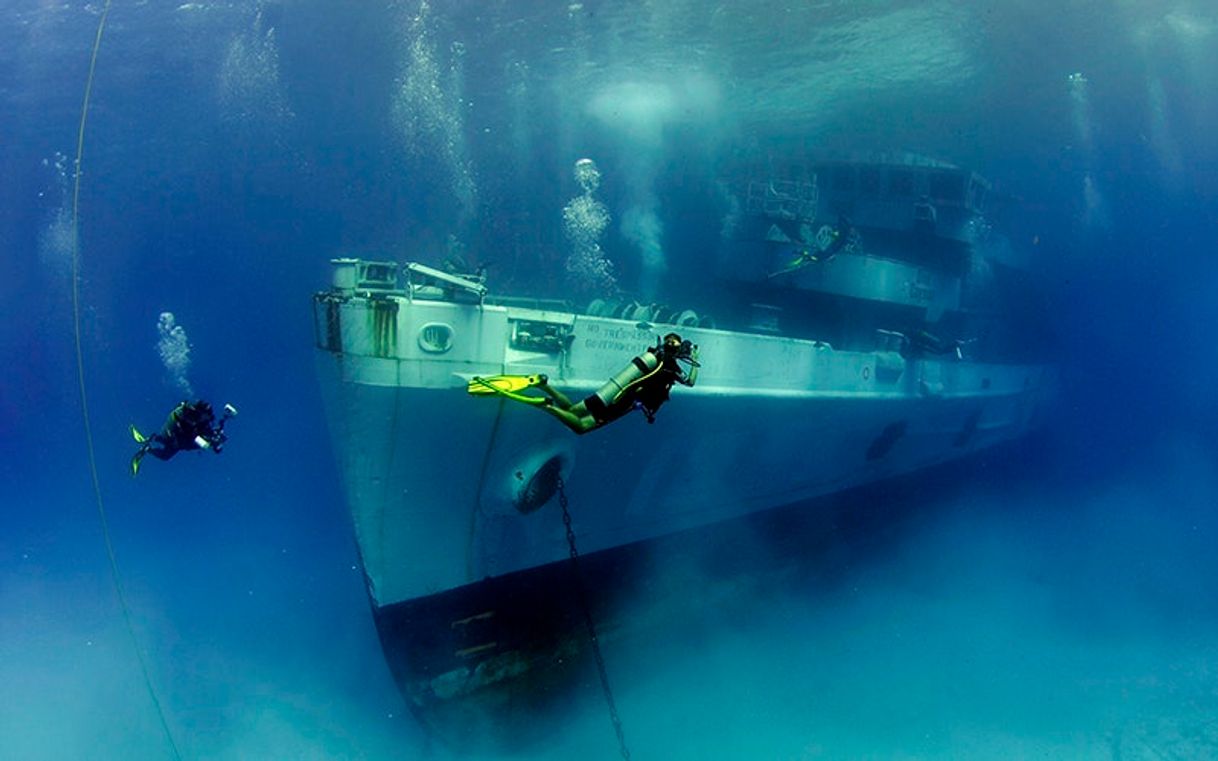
[365,436,1047,750]
[316,342,1051,607]
[313,291,1055,743]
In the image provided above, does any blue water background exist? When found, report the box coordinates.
[3,1,1217,758]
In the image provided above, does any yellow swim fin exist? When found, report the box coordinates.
[130,424,147,443]
[130,449,145,477]
[468,375,552,406]
[467,374,544,396]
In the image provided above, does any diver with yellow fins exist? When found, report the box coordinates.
[768,214,858,278]
[469,333,699,434]
[129,400,237,476]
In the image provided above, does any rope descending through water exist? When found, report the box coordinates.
[70,2,182,758]
[557,477,631,760]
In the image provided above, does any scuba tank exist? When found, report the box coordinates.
[590,350,661,408]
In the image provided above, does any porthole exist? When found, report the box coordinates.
[418,322,453,353]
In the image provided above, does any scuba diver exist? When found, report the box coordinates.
[129,400,238,476]
[768,214,858,278]
[880,327,968,360]
[468,333,699,435]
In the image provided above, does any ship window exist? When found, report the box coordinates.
[859,167,881,194]
[364,264,392,282]
[887,170,915,197]
[511,320,571,353]
[832,167,854,191]
[356,261,399,290]
[929,172,965,202]
[418,322,453,353]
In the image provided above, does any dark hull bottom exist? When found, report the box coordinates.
[372,434,1052,752]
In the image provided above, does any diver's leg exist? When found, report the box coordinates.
[536,401,599,435]
[535,378,575,409]
[469,376,598,433]
[147,436,176,461]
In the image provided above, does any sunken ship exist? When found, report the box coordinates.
[313,152,1056,744]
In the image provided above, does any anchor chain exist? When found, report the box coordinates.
[557,476,631,760]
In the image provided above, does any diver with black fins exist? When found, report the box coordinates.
[468,333,699,435]
[880,327,969,360]
[130,400,238,476]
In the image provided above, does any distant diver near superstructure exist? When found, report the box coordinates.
[768,214,858,278]
[130,400,238,476]
[469,333,698,434]
[879,327,970,360]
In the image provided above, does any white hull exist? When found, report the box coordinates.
[315,295,1054,608]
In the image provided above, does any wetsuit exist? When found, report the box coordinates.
[583,347,691,426]
[145,401,225,461]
